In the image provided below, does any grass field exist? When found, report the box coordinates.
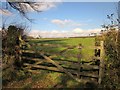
[28,37,95,61]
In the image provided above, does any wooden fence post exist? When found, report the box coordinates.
[19,35,25,66]
[98,41,105,84]
[77,44,82,78]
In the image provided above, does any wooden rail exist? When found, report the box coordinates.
[22,57,99,70]
[23,63,99,79]
[21,41,104,84]
[22,51,99,82]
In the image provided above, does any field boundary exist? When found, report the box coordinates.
[21,41,105,84]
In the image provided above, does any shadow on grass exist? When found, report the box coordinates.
[30,39,68,45]
[53,74,98,89]
[53,75,70,88]
[73,82,98,90]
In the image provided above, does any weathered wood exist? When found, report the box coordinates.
[49,55,57,59]
[39,52,81,82]
[22,50,36,53]
[24,63,60,72]
[58,62,99,70]
[94,46,101,49]
[22,57,43,62]
[35,63,99,71]
[81,64,99,70]
[21,48,100,82]
[77,44,82,78]
[98,41,105,84]
[35,61,45,65]
[22,50,97,63]
[22,57,99,70]
[24,62,99,71]
[93,57,101,60]
[23,63,99,78]
[24,68,96,84]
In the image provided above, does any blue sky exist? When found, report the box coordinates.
[1,2,118,38]
[29,2,117,30]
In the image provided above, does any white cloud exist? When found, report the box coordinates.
[51,19,82,27]
[72,28,101,33]
[28,28,101,38]
[72,28,84,33]
[0,1,59,16]
[28,2,57,12]
[51,19,71,26]
[28,30,57,38]
[72,28,101,36]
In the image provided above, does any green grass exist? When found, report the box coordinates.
[28,37,95,61]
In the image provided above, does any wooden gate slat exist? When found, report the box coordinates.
[39,52,82,82]
[22,57,99,70]
[24,63,99,78]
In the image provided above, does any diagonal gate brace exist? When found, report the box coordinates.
[40,52,82,82]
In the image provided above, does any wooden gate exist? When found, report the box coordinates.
[21,41,104,84]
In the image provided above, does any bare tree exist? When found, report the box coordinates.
[1,0,57,21]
